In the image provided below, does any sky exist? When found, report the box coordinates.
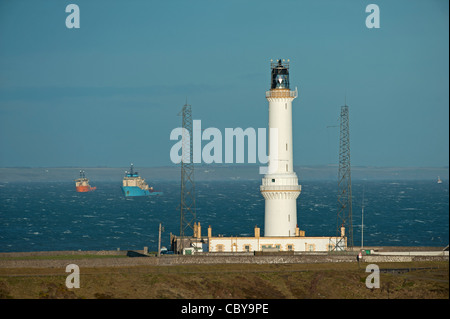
[0,0,448,168]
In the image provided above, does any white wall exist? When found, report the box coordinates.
[208,236,345,252]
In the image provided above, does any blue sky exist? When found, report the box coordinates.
[0,0,448,168]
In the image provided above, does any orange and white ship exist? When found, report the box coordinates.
[75,170,96,192]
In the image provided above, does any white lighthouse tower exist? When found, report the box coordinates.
[260,59,301,237]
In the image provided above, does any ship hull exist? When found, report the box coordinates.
[121,186,162,197]
[76,186,96,192]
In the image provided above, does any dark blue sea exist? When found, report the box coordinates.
[0,180,448,252]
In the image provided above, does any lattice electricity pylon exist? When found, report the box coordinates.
[179,100,197,240]
[336,104,353,250]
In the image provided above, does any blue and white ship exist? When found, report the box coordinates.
[121,164,162,197]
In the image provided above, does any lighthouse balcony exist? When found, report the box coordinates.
[260,184,302,192]
[260,184,301,200]
[265,87,298,99]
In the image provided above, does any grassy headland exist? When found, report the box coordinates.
[0,259,448,299]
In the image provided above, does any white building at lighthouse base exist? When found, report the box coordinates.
[206,225,346,253]
[174,223,347,254]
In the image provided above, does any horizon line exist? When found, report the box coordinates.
[0,165,448,169]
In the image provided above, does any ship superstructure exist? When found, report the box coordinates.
[121,164,162,197]
[75,170,96,192]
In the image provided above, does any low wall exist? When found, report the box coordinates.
[158,255,356,265]
[363,256,413,263]
[370,251,449,256]
[0,250,127,258]
[0,255,355,269]
[0,252,447,269]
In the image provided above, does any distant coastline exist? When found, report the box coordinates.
[0,165,448,183]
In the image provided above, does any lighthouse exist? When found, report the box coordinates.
[203,59,346,252]
[260,59,302,237]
